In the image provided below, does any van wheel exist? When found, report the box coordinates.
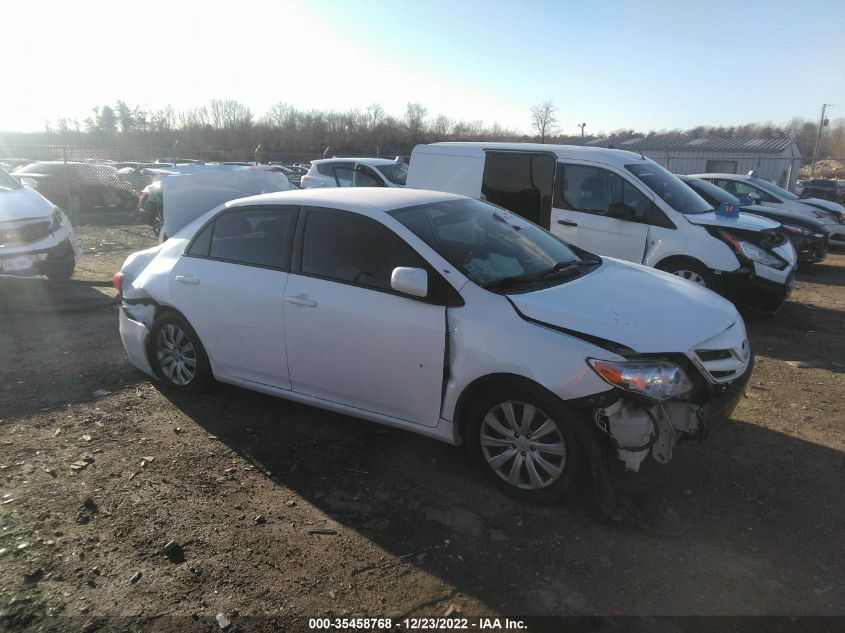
[466,385,583,504]
[658,259,714,289]
[149,313,214,392]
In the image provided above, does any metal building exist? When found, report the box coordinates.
[567,136,803,190]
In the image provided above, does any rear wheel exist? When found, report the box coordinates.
[149,313,213,392]
[466,385,584,504]
[152,210,163,237]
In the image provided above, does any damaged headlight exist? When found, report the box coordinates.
[782,224,813,236]
[587,359,692,402]
[736,240,786,269]
[49,207,63,232]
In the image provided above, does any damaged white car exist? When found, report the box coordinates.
[0,167,80,280]
[116,188,752,512]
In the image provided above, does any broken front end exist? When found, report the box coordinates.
[587,327,752,472]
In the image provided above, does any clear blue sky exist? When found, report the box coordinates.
[2,0,843,135]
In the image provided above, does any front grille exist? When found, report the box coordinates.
[693,345,749,383]
[0,221,52,248]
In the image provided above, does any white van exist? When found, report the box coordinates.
[408,142,797,312]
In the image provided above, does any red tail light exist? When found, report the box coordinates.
[112,272,124,292]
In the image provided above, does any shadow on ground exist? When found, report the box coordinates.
[0,277,116,315]
[159,375,845,616]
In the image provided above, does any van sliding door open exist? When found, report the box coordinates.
[481,152,555,229]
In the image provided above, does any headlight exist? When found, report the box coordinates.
[587,359,692,401]
[782,224,812,236]
[738,240,787,269]
[49,207,63,232]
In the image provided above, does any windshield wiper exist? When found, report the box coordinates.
[482,260,584,290]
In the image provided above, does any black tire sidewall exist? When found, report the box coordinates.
[466,384,584,504]
[149,313,213,392]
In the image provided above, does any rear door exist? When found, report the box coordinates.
[168,205,298,388]
[551,162,652,262]
[283,208,446,427]
[481,151,555,228]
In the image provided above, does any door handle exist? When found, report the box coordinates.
[286,294,317,308]
[175,274,200,285]
[557,219,578,227]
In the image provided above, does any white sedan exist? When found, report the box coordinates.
[116,188,752,507]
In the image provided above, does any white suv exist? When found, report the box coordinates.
[301,158,407,189]
[408,143,797,313]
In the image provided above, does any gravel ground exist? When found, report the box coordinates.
[0,213,843,631]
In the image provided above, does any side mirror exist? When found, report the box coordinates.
[391,266,428,298]
[747,192,762,204]
[19,177,38,189]
[737,194,753,206]
[606,202,635,220]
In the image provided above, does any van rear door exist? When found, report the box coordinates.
[481,151,555,229]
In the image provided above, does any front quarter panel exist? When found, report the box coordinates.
[441,283,619,421]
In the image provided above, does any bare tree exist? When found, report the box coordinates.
[209,99,253,130]
[530,99,559,143]
[405,102,428,144]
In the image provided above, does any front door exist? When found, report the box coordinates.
[284,208,446,427]
[551,162,652,263]
[168,206,298,388]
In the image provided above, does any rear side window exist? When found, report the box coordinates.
[203,208,296,269]
[186,223,213,256]
[316,163,333,176]
[300,210,426,292]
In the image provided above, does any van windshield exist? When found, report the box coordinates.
[627,163,712,214]
[390,198,596,290]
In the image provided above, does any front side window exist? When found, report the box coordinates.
[353,165,384,187]
[376,163,408,186]
[556,164,652,220]
[300,210,426,292]
[626,162,711,214]
[391,198,591,289]
[716,179,779,203]
[204,208,295,269]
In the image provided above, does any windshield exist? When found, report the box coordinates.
[627,162,712,214]
[390,198,587,289]
[375,163,407,186]
[752,178,799,201]
[0,168,23,192]
[684,177,737,205]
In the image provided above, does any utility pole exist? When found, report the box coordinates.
[578,122,587,138]
[810,104,832,178]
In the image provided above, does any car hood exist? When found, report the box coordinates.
[507,258,738,354]
[683,210,779,231]
[0,186,56,222]
[740,204,827,230]
[799,197,845,215]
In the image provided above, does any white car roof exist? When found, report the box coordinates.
[310,157,398,166]
[690,173,754,180]
[226,187,465,217]
[418,142,647,169]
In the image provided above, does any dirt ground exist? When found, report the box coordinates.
[1,213,843,631]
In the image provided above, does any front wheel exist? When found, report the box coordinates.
[466,386,584,504]
[149,313,214,392]
[658,259,714,289]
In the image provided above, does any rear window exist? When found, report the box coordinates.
[206,208,296,269]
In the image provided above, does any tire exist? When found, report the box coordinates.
[657,259,714,289]
[152,210,163,237]
[45,257,75,282]
[466,384,584,504]
[149,312,214,392]
[65,192,83,215]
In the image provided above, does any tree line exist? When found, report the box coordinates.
[2,99,844,161]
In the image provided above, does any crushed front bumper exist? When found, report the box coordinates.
[718,269,794,313]
[595,354,754,472]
